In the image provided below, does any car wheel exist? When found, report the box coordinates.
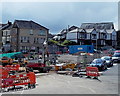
[101,67,104,71]
[111,63,113,67]
[105,65,107,70]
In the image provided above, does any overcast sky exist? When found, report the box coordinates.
[1,2,118,33]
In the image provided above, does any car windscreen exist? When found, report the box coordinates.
[92,59,102,64]
[103,57,110,60]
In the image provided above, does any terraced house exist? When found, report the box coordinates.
[58,22,117,49]
[1,20,49,53]
[1,21,12,52]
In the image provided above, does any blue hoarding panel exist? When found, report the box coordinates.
[69,45,94,54]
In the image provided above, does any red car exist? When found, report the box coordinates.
[56,51,62,54]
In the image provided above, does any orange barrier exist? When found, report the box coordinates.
[4,64,20,71]
[86,67,100,77]
[0,65,36,89]
[2,72,36,88]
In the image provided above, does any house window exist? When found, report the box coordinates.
[66,32,77,39]
[26,46,29,50]
[2,37,6,44]
[3,31,6,36]
[34,38,39,43]
[21,36,29,43]
[39,38,45,43]
[7,37,10,41]
[7,31,10,36]
[38,30,46,36]
[22,46,25,49]
[79,33,85,39]
[30,30,33,35]
[92,34,96,39]
[87,34,90,39]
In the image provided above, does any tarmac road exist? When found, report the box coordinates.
[2,63,119,94]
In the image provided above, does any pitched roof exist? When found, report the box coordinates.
[78,28,86,32]
[13,20,49,30]
[106,29,115,33]
[68,26,79,31]
[0,24,7,27]
[69,28,78,33]
[85,28,94,33]
[0,22,12,30]
[80,22,114,30]
[60,29,67,34]
[48,33,54,38]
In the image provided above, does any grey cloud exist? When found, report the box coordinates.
[1,2,118,33]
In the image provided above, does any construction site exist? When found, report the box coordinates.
[0,51,118,94]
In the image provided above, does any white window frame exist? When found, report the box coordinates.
[3,31,6,36]
[21,36,29,43]
[7,30,10,36]
[30,29,33,35]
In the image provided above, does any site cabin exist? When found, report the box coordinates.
[69,45,94,54]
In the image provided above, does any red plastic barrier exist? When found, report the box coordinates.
[0,64,36,89]
[86,67,100,77]
[2,72,36,88]
[5,64,20,71]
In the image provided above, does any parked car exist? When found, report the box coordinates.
[101,56,113,67]
[89,58,107,71]
[108,48,116,55]
[112,53,120,63]
[94,49,102,53]
[114,50,120,54]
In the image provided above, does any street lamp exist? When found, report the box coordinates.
[96,33,98,58]
[43,40,47,65]
[43,40,47,45]
[96,39,98,58]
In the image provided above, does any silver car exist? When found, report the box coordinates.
[112,53,120,63]
[89,58,107,71]
[101,56,113,67]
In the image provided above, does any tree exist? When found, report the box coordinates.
[49,39,60,45]
[48,39,77,46]
[61,40,77,46]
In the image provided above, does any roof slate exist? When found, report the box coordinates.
[85,29,94,33]
[106,29,115,33]
[13,20,48,30]
[80,22,114,30]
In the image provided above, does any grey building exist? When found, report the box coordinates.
[80,22,116,48]
[57,22,117,49]
[0,24,2,49]
[1,21,12,52]
[2,20,49,53]
[118,1,120,30]
[117,30,120,49]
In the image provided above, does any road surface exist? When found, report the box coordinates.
[2,63,119,94]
